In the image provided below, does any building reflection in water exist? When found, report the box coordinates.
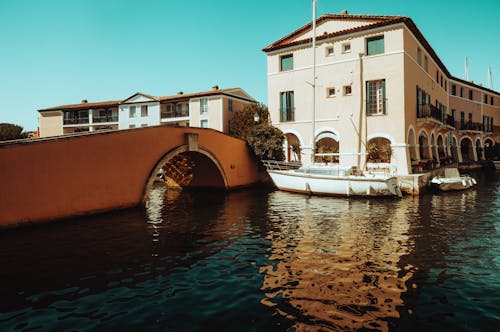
[259,193,415,331]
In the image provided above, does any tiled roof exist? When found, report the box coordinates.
[38,88,255,112]
[263,14,403,51]
[38,100,121,112]
[262,13,500,96]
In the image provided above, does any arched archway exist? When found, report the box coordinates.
[460,137,475,162]
[475,138,483,160]
[437,135,446,159]
[407,127,418,162]
[284,133,302,162]
[484,138,496,160]
[418,131,431,160]
[315,131,340,163]
[451,135,459,162]
[366,137,392,163]
[143,145,228,203]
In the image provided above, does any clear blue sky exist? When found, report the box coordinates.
[1,0,498,131]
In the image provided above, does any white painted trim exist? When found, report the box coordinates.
[367,132,396,145]
[282,128,305,147]
[282,117,340,125]
[219,97,224,132]
[315,126,341,141]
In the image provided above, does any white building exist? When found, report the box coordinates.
[38,86,256,137]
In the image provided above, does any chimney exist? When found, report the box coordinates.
[81,99,88,103]
[212,85,219,90]
[341,9,348,15]
[177,91,183,95]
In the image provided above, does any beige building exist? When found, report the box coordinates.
[38,86,255,137]
[263,13,499,175]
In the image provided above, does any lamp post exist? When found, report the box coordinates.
[253,111,260,124]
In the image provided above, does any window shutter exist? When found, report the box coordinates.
[382,80,386,114]
[366,81,371,114]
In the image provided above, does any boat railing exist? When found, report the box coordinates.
[262,160,302,171]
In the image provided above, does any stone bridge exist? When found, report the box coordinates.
[0,126,260,227]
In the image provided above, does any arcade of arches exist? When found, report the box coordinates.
[283,128,498,175]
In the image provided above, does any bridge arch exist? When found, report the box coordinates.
[143,145,229,204]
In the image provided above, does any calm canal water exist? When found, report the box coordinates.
[1,170,499,332]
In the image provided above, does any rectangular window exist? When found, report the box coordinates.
[343,85,352,95]
[129,106,136,118]
[141,105,148,117]
[228,99,233,112]
[140,124,148,127]
[417,48,422,65]
[460,87,464,98]
[327,87,336,98]
[469,90,473,100]
[484,94,488,103]
[200,98,208,114]
[129,124,136,129]
[280,54,293,71]
[460,112,465,127]
[451,84,456,95]
[280,91,294,122]
[366,79,386,115]
[491,96,494,105]
[436,70,439,82]
[452,109,456,121]
[200,119,209,128]
[326,46,334,56]
[424,56,428,72]
[342,43,351,53]
[366,35,384,56]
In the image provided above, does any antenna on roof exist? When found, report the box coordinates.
[464,56,469,81]
[488,66,493,89]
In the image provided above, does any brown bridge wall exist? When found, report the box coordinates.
[0,126,260,227]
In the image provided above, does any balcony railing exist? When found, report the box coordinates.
[444,114,455,127]
[63,117,89,125]
[458,121,483,131]
[93,115,118,123]
[417,103,442,122]
[280,107,295,122]
[161,109,189,119]
[493,125,500,133]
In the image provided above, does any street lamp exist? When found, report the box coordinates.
[253,111,260,124]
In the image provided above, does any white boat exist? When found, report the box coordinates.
[429,168,477,191]
[263,161,402,197]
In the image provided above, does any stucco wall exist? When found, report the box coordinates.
[39,111,63,137]
[0,126,260,227]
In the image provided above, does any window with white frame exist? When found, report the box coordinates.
[342,43,351,53]
[343,85,352,95]
[141,105,148,117]
[366,35,384,56]
[129,106,136,118]
[200,119,209,128]
[326,46,334,56]
[327,87,336,98]
[280,54,293,71]
[366,79,386,115]
[200,99,208,114]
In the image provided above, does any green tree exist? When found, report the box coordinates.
[228,103,284,161]
[0,123,27,141]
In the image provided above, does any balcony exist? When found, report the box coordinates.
[444,115,456,127]
[63,117,89,125]
[161,109,189,119]
[92,115,118,123]
[417,104,442,122]
[459,121,483,131]
[280,107,295,122]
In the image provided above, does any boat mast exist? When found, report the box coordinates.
[311,0,317,164]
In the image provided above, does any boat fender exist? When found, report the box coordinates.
[472,178,477,185]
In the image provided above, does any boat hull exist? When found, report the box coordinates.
[267,170,401,197]
[430,177,476,191]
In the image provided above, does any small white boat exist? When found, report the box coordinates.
[430,168,477,191]
[263,161,402,197]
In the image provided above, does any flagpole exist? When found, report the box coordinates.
[311,0,317,164]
